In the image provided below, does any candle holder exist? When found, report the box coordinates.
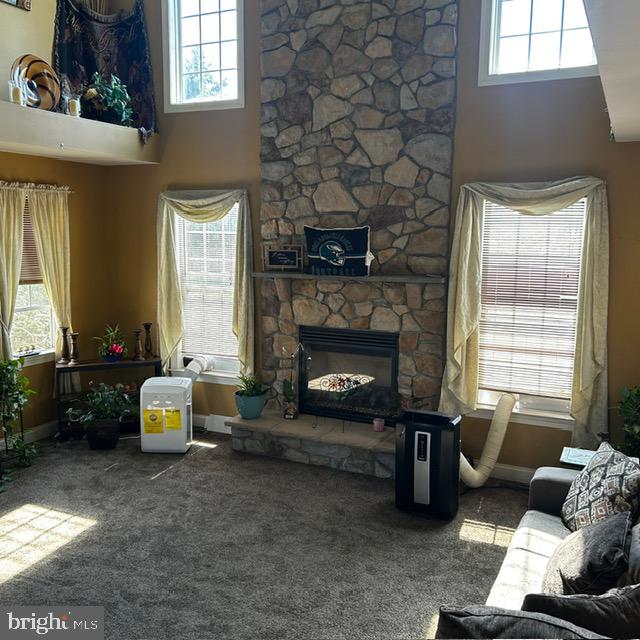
[68,332,80,365]
[143,322,154,359]
[58,327,70,364]
[133,329,144,361]
[65,94,81,117]
[8,80,25,106]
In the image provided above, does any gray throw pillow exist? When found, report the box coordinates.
[522,585,640,639]
[543,511,632,594]
[435,606,607,639]
[561,442,640,532]
[618,524,640,586]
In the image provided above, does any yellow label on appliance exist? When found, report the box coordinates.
[165,409,182,431]
[143,409,164,434]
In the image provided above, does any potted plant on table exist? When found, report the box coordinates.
[67,383,135,450]
[235,374,268,420]
[94,324,128,362]
[617,386,640,457]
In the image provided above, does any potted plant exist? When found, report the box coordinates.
[94,324,128,362]
[0,358,35,457]
[67,383,135,450]
[81,73,134,127]
[617,386,640,457]
[235,374,268,420]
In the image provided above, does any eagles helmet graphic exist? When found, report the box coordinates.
[318,240,346,266]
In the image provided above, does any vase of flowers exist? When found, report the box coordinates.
[94,324,128,362]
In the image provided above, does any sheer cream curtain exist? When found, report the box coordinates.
[0,183,26,360]
[439,177,609,448]
[28,187,73,359]
[157,189,254,374]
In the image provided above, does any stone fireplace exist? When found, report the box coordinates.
[259,0,458,416]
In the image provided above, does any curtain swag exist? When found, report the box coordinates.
[157,189,255,375]
[439,176,609,449]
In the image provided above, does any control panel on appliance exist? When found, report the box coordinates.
[413,431,431,506]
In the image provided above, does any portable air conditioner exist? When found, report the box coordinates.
[140,377,193,453]
[395,410,461,519]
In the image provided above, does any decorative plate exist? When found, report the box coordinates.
[11,54,61,111]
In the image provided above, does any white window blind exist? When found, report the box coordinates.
[20,198,42,285]
[479,198,587,400]
[174,205,239,359]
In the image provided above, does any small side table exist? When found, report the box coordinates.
[560,445,639,469]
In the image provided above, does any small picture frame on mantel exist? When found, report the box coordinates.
[263,244,303,272]
[1,0,32,10]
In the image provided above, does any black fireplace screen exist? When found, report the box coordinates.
[298,326,401,423]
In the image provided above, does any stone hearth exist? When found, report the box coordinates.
[227,412,396,478]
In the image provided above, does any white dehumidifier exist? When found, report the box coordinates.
[140,377,193,453]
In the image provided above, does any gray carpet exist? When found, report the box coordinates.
[0,433,527,640]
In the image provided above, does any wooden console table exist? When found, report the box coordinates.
[55,358,162,439]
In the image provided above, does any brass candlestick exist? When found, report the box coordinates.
[68,332,80,365]
[143,322,153,359]
[133,329,144,361]
[58,327,70,364]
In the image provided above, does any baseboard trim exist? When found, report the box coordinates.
[194,413,232,435]
[491,463,535,485]
[23,420,58,444]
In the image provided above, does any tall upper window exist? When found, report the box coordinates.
[479,0,598,85]
[11,200,55,356]
[478,198,586,416]
[162,0,244,112]
[174,205,239,373]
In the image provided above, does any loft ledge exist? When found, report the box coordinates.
[0,100,159,166]
[253,271,446,284]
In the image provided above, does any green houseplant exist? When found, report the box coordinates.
[82,73,134,127]
[67,383,135,449]
[617,386,640,457]
[234,374,268,420]
[0,358,35,459]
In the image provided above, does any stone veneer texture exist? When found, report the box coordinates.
[260,0,458,275]
[260,0,458,410]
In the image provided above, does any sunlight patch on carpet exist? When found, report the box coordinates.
[0,504,96,584]
[459,519,515,548]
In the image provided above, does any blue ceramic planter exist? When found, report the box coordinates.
[235,392,267,420]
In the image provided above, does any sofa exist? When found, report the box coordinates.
[485,466,581,610]
[437,463,640,638]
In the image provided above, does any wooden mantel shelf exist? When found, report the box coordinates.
[253,271,446,284]
[0,100,160,166]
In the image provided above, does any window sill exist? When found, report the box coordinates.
[170,368,238,387]
[164,98,245,114]
[16,350,55,367]
[469,404,575,431]
[478,64,599,87]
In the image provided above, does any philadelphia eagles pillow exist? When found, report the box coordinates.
[304,226,372,277]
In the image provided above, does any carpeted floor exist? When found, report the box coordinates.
[0,432,528,640]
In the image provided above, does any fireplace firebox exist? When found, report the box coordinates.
[298,326,401,424]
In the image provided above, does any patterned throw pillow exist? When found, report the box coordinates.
[561,442,640,532]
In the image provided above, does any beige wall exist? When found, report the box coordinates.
[455,0,640,468]
[0,0,58,90]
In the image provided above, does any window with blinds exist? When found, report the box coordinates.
[11,198,56,355]
[174,205,239,363]
[479,198,587,405]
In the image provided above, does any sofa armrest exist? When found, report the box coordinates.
[528,467,580,516]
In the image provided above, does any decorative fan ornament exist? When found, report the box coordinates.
[10,54,61,111]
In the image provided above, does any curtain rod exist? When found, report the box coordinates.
[0,182,75,194]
